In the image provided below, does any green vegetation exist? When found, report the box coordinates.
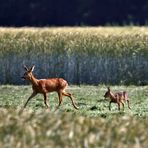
[0,85,147,117]
[0,27,147,146]
[0,85,147,147]
[0,27,148,57]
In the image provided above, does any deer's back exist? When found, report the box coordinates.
[33,78,68,93]
[115,91,128,100]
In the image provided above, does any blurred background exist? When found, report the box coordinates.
[0,0,148,26]
[0,0,148,85]
[0,2,148,148]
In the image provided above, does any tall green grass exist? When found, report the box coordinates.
[0,27,148,84]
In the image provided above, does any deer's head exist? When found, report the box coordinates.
[22,65,35,80]
[104,87,111,98]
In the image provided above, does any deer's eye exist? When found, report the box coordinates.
[24,72,28,76]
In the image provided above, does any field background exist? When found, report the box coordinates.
[0,85,148,147]
[0,27,148,147]
[0,27,148,85]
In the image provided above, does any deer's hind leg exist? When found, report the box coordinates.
[62,90,79,110]
[43,93,50,110]
[54,91,63,111]
[57,91,63,107]
[127,100,131,109]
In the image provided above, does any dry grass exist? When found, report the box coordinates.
[0,109,147,148]
[0,27,148,84]
[0,26,148,57]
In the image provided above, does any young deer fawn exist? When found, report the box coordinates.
[104,87,131,111]
[21,65,79,111]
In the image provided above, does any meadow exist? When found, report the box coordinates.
[0,85,148,147]
[0,27,148,147]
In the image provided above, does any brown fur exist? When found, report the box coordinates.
[21,65,79,111]
[104,87,131,111]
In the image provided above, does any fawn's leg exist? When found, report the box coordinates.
[109,101,112,111]
[117,102,120,111]
[121,100,125,111]
[127,100,131,109]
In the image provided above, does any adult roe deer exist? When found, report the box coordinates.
[104,87,131,111]
[21,65,79,111]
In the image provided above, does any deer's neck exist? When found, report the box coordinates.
[109,92,116,100]
[29,75,39,86]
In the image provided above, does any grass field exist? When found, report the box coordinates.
[0,85,147,147]
[0,26,148,147]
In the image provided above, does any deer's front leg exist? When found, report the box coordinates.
[23,91,37,109]
[109,101,112,110]
[43,93,50,110]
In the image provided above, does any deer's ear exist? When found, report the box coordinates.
[23,65,28,71]
[30,65,35,72]
[107,87,110,91]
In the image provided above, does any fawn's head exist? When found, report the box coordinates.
[104,87,111,98]
[22,65,35,80]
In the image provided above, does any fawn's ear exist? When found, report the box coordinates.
[23,65,29,71]
[107,87,110,91]
[30,65,35,72]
